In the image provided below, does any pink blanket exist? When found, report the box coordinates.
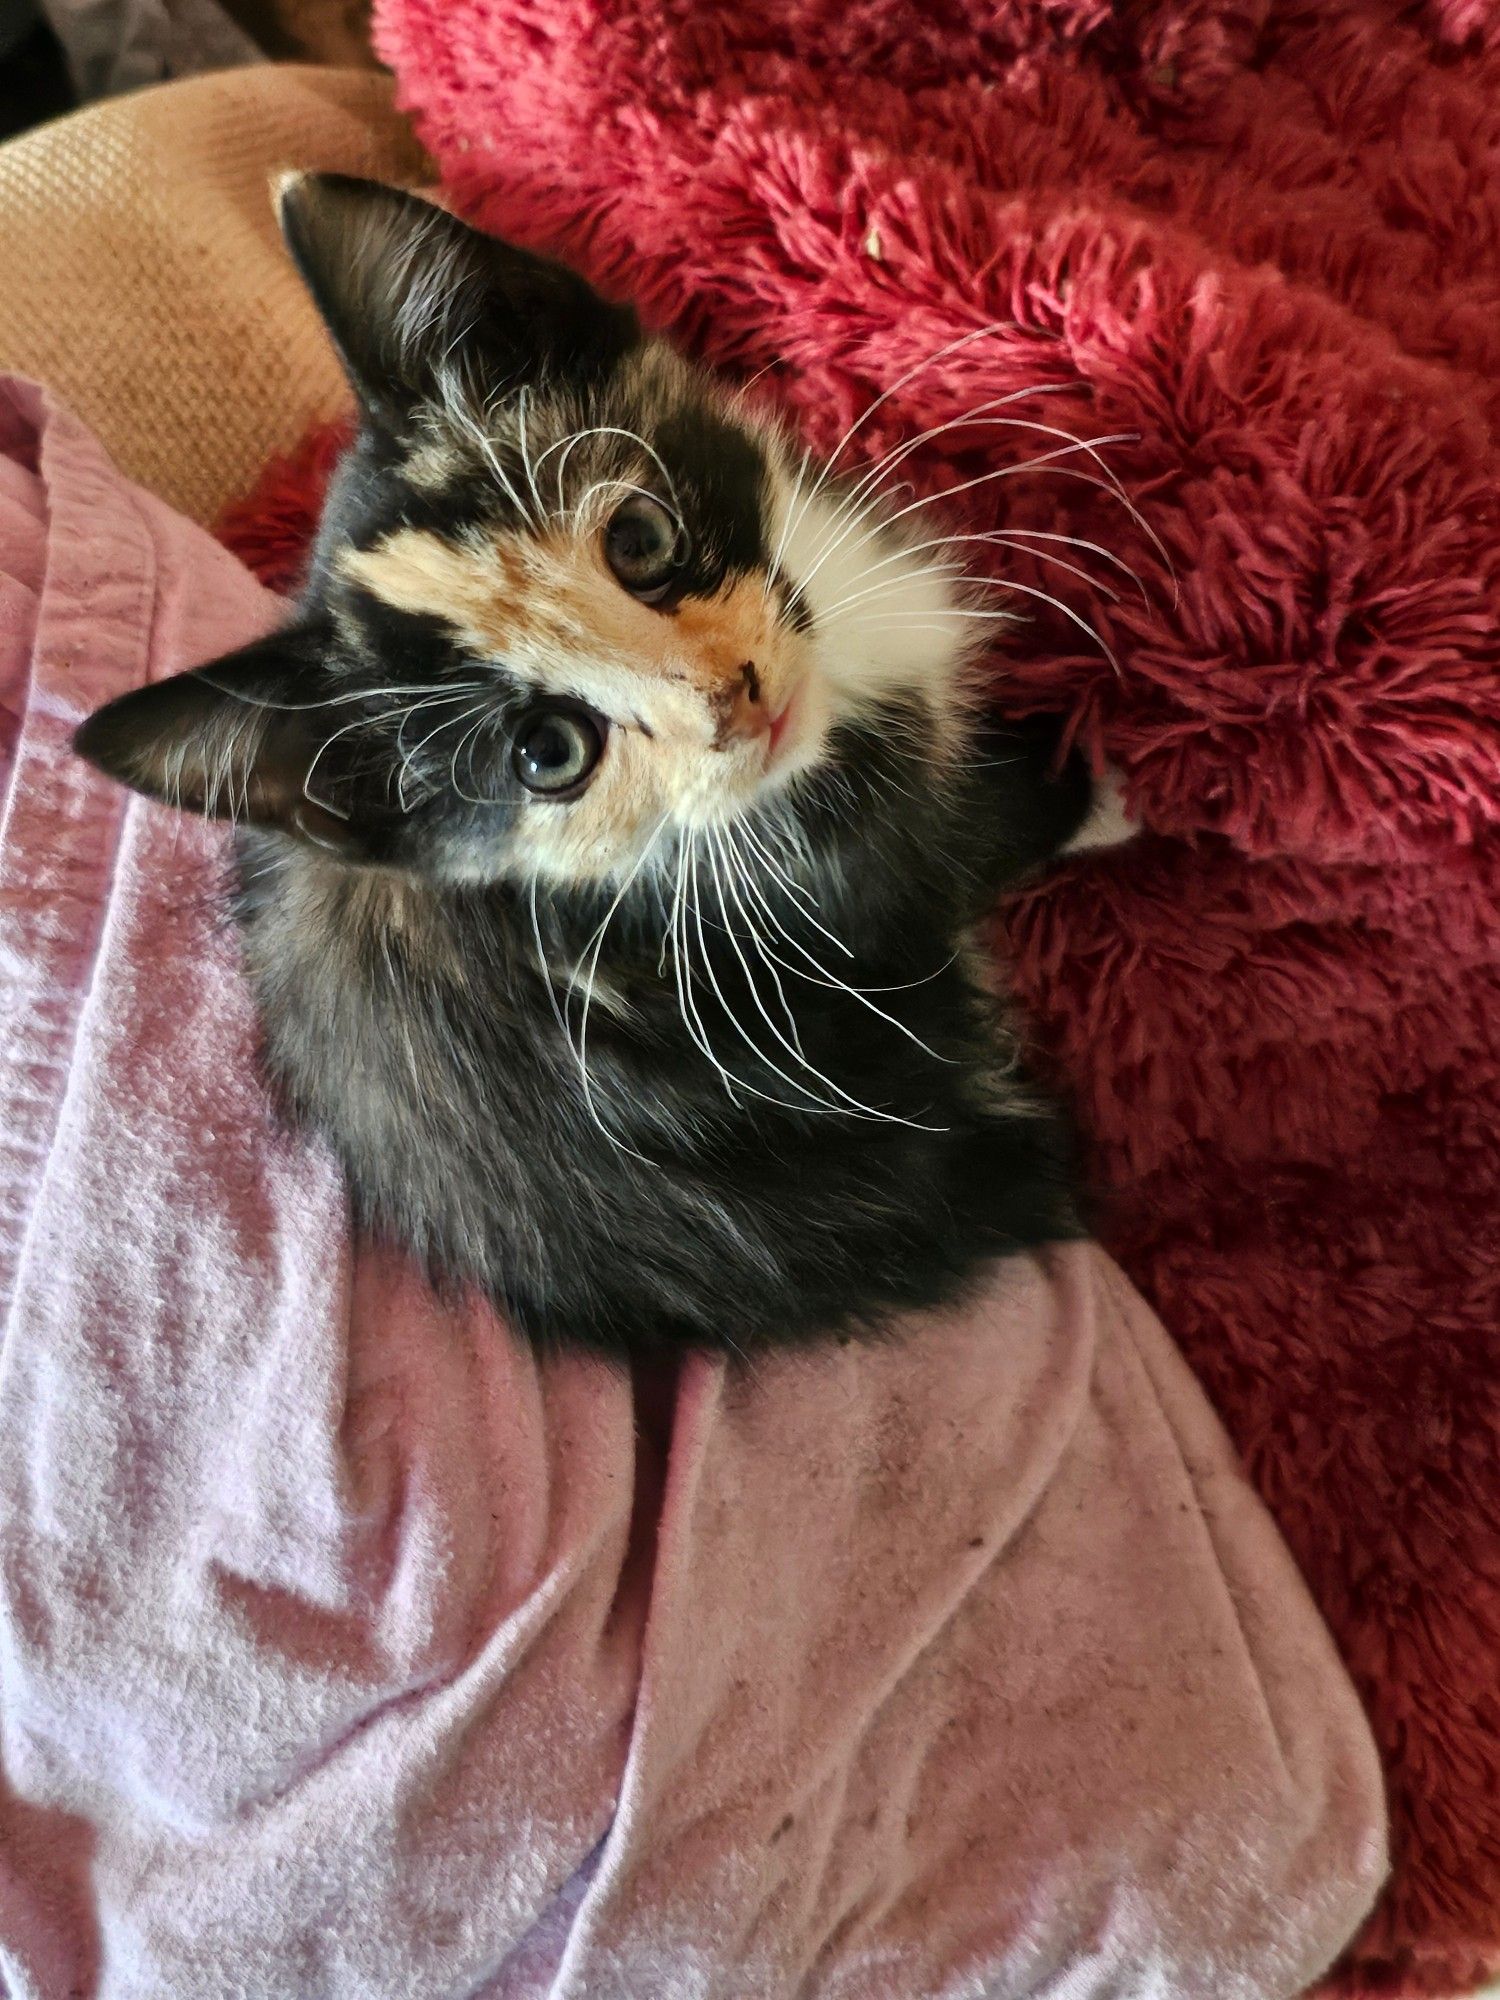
[0,376,1385,1997]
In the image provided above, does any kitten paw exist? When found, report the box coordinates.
[1061,765,1138,855]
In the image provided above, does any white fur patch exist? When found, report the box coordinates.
[1061,764,1138,854]
[766,467,980,749]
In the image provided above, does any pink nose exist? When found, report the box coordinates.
[713,662,766,747]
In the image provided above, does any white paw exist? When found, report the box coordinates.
[1061,764,1138,855]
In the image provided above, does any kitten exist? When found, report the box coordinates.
[75,174,1126,1357]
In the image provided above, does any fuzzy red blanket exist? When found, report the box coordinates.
[219,2,1500,1990]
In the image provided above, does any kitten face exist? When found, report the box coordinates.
[318,345,831,887]
[75,176,977,887]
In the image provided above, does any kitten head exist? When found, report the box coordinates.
[75,175,977,884]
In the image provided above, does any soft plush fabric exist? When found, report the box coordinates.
[0,64,425,524]
[0,376,1386,1997]
[215,2,1500,1991]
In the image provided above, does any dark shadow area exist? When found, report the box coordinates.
[0,13,74,141]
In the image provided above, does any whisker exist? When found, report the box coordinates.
[395,690,494,810]
[527,877,574,1049]
[699,829,953,1119]
[546,430,591,516]
[516,383,545,526]
[813,526,1130,625]
[684,842,860,1119]
[764,443,816,602]
[796,428,1138,610]
[567,476,685,540]
[446,705,505,806]
[789,385,1081,602]
[534,424,684,526]
[815,556,1119,669]
[672,836,745,1107]
[843,571,1119,671]
[823,374,1176,609]
[439,375,542,529]
[890,435,1174,598]
[302,706,411,816]
[707,827,809,1064]
[527,424,590,512]
[566,819,672,1162]
[728,825,957,1063]
[811,559,971,623]
[197,677,488,714]
[737,819,855,959]
[984,525,1150,603]
[776,319,1031,560]
[733,358,782,402]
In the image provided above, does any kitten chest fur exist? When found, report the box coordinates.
[233,803,1085,1356]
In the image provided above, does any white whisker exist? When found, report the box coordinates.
[446,705,505,806]
[699,832,950,1124]
[776,319,1031,560]
[728,826,956,1063]
[534,423,684,525]
[198,677,487,714]
[302,707,401,815]
[844,571,1119,670]
[812,559,970,623]
[764,442,815,601]
[889,436,1173,595]
[565,818,672,1161]
[527,877,574,1049]
[683,842,852,1118]
[395,690,493,810]
[798,429,1138,614]
[789,385,1080,601]
[440,373,541,529]
[814,527,1127,625]
[707,827,808,1064]
[984,525,1149,602]
[671,837,745,1106]
[516,384,544,526]
[736,816,820,913]
[737,819,855,959]
[568,476,684,539]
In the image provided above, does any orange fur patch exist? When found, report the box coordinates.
[339,525,783,714]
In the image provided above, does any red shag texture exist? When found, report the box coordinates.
[217,2,1500,1989]
[217,421,352,595]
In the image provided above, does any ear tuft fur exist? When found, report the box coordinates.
[73,625,342,838]
[276,174,638,431]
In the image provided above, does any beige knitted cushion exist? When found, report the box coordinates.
[0,65,426,523]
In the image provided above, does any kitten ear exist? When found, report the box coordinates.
[274,172,638,428]
[72,626,354,846]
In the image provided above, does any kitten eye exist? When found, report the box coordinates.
[511,705,606,798]
[603,494,681,603]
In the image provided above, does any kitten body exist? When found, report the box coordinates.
[77,177,1116,1356]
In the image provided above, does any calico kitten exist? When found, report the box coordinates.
[76,174,1125,1357]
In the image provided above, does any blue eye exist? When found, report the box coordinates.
[511,706,605,797]
[603,494,681,602]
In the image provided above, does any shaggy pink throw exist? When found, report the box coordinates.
[224,0,1500,1990]
[0,378,1386,1996]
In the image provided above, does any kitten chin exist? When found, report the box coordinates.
[74,173,1134,1357]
